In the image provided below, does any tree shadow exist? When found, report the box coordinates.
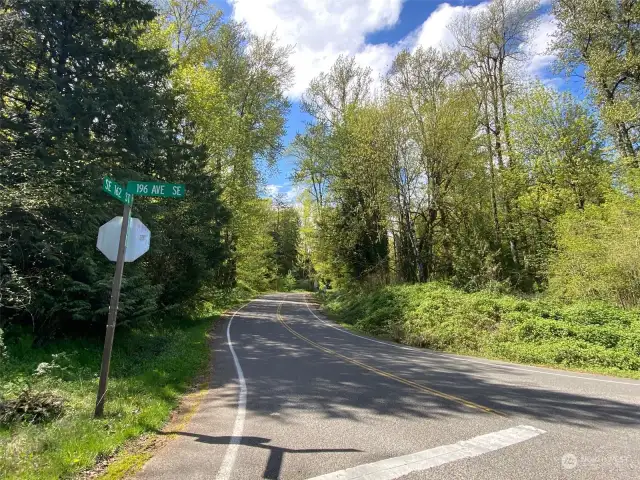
[214,294,640,432]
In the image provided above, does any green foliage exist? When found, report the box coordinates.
[282,271,297,292]
[154,1,293,292]
[509,83,610,287]
[295,57,389,285]
[0,0,230,337]
[324,284,640,377]
[550,193,640,308]
[268,199,301,278]
[295,43,607,293]
[234,198,278,291]
[552,0,640,162]
[0,0,293,340]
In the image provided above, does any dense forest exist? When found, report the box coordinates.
[0,0,300,343]
[294,0,640,309]
[1,0,640,478]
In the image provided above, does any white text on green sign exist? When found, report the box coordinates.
[126,181,185,198]
[103,177,133,205]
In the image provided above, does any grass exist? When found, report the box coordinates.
[321,283,640,379]
[0,287,253,480]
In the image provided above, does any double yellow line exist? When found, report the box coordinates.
[277,302,505,417]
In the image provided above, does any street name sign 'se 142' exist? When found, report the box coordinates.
[126,181,186,198]
[103,177,133,205]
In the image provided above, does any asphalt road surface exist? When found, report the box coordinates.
[137,293,640,480]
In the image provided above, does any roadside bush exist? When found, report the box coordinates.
[550,195,640,308]
[623,333,640,355]
[561,301,636,326]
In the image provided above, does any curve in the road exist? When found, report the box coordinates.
[302,295,640,387]
[276,301,505,417]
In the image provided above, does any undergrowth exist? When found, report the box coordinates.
[322,283,640,379]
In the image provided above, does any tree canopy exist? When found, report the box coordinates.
[0,0,295,338]
[4,0,640,345]
[292,0,640,307]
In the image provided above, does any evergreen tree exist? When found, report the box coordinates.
[0,0,229,336]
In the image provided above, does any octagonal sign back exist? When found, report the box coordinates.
[97,216,150,262]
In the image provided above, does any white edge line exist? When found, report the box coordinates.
[306,425,546,480]
[215,302,251,480]
[303,295,640,387]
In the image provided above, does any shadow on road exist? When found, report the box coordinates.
[213,294,640,431]
[157,431,360,479]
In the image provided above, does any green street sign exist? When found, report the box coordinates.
[103,177,133,205]
[127,181,186,198]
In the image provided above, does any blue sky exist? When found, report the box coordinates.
[216,0,563,199]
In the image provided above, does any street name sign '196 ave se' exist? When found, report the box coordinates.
[126,181,185,198]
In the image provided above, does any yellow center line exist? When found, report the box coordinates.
[276,302,506,417]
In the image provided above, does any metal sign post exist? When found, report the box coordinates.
[95,200,131,417]
[94,177,186,418]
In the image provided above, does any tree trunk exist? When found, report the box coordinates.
[488,62,520,273]
[489,64,505,169]
[497,59,513,162]
[483,96,501,246]
[615,121,637,165]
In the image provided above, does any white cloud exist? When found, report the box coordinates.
[265,184,281,197]
[264,183,302,203]
[412,2,487,51]
[284,184,304,203]
[228,0,404,97]
[228,1,554,98]
[525,13,557,76]
[541,77,564,90]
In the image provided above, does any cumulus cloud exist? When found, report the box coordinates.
[525,13,557,76]
[228,0,404,97]
[228,0,556,98]
[412,2,486,51]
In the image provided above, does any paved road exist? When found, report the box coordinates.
[137,293,640,479]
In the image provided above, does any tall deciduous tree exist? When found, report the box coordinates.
[452,0,541,282]
[153,0,293,290]
[553,0,640,166]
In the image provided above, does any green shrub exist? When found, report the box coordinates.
[622,333,640,355]
[575,326,622,348]
[550,195,640,308]
[515,318,573,342]
[561,301,634,326]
